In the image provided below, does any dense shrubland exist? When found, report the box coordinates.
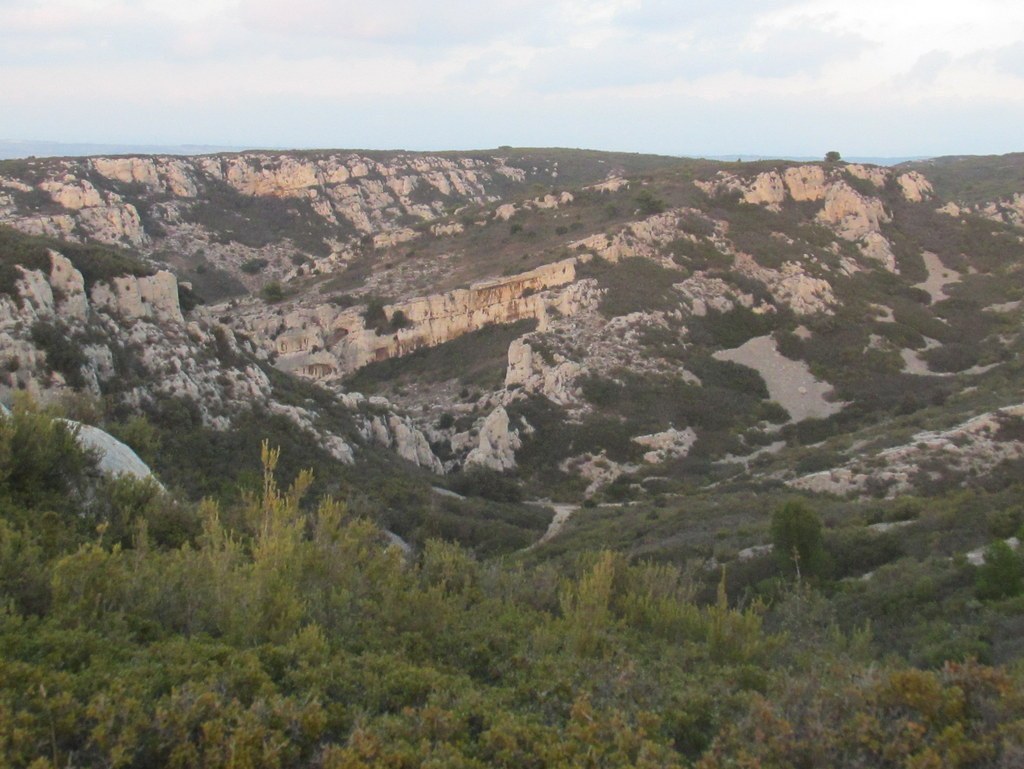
[2,404,1024,767]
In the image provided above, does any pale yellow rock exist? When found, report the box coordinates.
[588,177,629,192]
[494,203,518,221]
[77,204,148,246]
[90,271,183,324]
[372,228,419,249]
[265,259,580,380]
[742,171,786,208]
[12,214,77,240]
[431,222,465,237]
[223,155,322,197]
[845,164,890,187]
[91,157,199,197]
[504,339,581,405]
[573,211,684,262]
[733,254,836,315]
[896,171,933,202]
[41,178,104,209]
[633,427,697,463]
[858,231,898,272]
[816,182,890,240]
[675,275,749,316]
[465,406,521,471]
[783,166,828,201]
[49,251,88,321]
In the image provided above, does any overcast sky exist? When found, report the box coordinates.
[2,0,1022,157]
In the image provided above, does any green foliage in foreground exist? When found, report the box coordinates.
[1,409,1024,767]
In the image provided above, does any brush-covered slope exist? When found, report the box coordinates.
[4,147,1024,710]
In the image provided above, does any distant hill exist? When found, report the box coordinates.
[699,154,931,165]
[0,139,247,159]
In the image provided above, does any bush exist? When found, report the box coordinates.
[771,500,828,578]
[240,258,269,275]
[0,400,96,515]
[636,189,666,216]
[447,467,523,503]
[260,281,286,303]
[30,321,87,388]
[363,298,389,332]
[975,540,1023,600]
[581,257,683,319]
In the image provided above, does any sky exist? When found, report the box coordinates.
[1,0,1023,157]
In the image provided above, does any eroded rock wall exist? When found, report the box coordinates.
[250,258,581,381]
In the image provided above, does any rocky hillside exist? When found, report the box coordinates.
[2,148,1024,516]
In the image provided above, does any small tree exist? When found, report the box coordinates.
[635,189,666,216]
[824,150,842,163]
[260,281,286,303]
[975,540,1022,600]
[771,500,828,579]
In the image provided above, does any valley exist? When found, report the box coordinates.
[2,147,1024,765]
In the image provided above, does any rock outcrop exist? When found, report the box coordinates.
[505,338,582,405]
[698,164,901,273]
[90,271,184,324]
[250,258,582,382]
[732,254,836,315]
[69,421,160,484]
[0,151,543,255]
[633,427,697,463]
[789,405,1024,497]
[570,210,692,262]
[464,406,521,471]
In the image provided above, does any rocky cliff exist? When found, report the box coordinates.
[0,236,445,472]
[0,152,532,251]
[3,149,1024,502]
[235,258,582,382]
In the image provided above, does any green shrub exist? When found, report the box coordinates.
[636,189,666,216]
[30,321,87,388]
[580,257,683,318]
[240,258,269,274]
[260,281,286,303]
[771,500,828,578]
[975,540,1023,600]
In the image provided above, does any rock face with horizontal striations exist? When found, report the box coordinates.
[247,258,581,382]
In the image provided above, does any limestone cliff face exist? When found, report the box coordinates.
[570,210,687,262]
[0,152,533,253]
[7,174,151,248]
[896,172,933,203]
[246,258,581,382]
[90,271,184,324]
[504,338,581,405]
[0,245,448,472]
[698,164,908,272]
[0,250,194,404]
[92,156,199,198]
[464,406,521,471]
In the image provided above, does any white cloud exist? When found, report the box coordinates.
[0,0,1021,154]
